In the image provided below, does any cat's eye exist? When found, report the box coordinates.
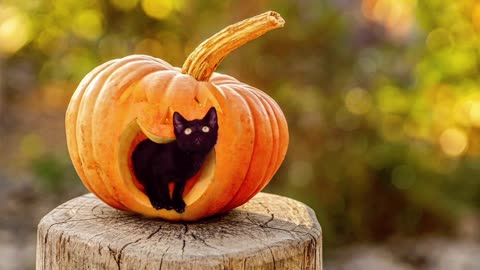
[202,126,210,133]
[184,128,192,135]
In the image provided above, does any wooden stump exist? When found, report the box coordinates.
[36,192,322,270]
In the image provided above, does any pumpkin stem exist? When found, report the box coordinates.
[181,11,285,81]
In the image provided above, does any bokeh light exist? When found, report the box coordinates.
[362,0,417,40]
[0,5,32,55]
[141,0,183,20]
[345,88,372,115]
[3,2,480,268]
[472,2,480,30]
[426,28,452,51]
[439,128,468,157]
[469,100,480,127]
[72,9,104,40]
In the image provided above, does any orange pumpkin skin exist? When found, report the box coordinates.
[65,12,288,220]
[65,54,289,221]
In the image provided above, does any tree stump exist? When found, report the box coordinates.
[36,192,322,269]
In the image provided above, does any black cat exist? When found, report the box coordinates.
[132,107,218,213]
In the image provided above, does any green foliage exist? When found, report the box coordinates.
[3,0,480,247]
[31,154,79,193]
[31,155,65,192]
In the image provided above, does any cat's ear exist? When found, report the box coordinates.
[173,112,187,133]
[204,107,218,128]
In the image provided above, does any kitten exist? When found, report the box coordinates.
[132,107,218,213]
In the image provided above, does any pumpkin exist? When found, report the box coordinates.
[65,11,289,221]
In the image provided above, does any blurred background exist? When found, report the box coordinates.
[1,0,480,269]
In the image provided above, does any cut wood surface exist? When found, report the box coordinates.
[36,192,322,270]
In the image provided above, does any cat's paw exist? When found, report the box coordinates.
[172,199,186,213]
[150,198,172,210]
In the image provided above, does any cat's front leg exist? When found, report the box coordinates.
[172,180,186,213]
[145,178,172,210]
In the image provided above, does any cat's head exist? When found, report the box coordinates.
[173,107,218,153]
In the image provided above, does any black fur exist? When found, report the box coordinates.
[132,107,218,213]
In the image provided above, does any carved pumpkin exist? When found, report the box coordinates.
[65,11,288,221]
